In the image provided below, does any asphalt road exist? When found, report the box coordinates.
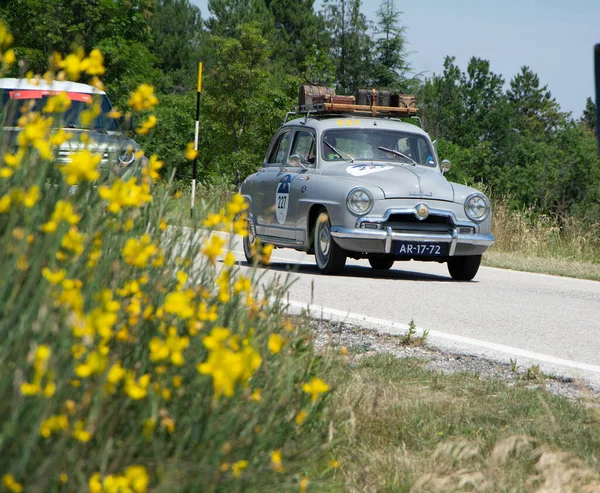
[227,240,600,390]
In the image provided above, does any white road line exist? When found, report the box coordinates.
[285,300,600,375]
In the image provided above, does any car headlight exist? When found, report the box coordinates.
[118,147,135,167]
[464,193,490,222]
[347,187,373,215]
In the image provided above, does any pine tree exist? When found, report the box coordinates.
[372,0,410,90]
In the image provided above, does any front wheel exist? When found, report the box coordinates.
[447,255,482,281]
[314,211,346,275]
[368,256,395,270]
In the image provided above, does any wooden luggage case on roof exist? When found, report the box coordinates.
[297,84,417,117]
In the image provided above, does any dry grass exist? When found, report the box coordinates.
[486,197,600,279]
[328,354,600,492]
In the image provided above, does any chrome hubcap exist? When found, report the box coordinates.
[317,220,331,266]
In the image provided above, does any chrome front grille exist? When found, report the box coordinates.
[383,213,454,235]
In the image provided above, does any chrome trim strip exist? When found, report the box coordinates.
[385,227,392,253]
[356,207,478,231]
[331,226,494,248]
[449,228,458,256]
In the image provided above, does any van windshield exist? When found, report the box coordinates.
[0,89,119,131]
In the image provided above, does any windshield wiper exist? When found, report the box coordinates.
[324,140,354,163]
[378,146,417,166]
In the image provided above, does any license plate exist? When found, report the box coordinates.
[395,241,447,256]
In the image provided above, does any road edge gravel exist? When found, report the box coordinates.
[309,318,600,402]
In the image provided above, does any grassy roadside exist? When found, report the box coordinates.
[327,352,600,492]
[482,251,600,281]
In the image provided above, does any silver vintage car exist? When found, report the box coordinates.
[240,91,494,280]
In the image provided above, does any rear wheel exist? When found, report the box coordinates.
[447,255,482,281]
[314,211,346,275]
[368,256,395,270]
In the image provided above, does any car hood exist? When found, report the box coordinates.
[326,162,455,202]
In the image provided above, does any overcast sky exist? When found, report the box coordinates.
[191,0,599,118]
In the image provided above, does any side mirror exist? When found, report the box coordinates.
[289,154,307,169]
[441,159,451,174]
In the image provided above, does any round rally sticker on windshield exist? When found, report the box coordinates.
[346,164,393,176]
[275,174,292,224]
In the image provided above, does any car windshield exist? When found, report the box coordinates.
[0,89,119,131]
[322,128,436,167]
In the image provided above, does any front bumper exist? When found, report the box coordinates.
[330,226,494,256]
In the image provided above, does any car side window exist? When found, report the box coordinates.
[289,130,316,166]
[266,130,290,165]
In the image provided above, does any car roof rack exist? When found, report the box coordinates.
[283,85,418,123]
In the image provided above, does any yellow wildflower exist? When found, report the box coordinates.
[98,178,152,213]
[161,416,175,433]
[295,410,308,426]
[72,420,92,442]
[88,473,102,493]
[59,474,68,484]
[125,373,151,400]
[41,200,80,232]
[59,48,85,80]
[60,149,101,185]
[300,476,309,493]
[0,167,13,178]
[128,84,158,111]
[251,389,262,402]
[40,414,69,438]
[2,474,23,493]
[81,49,105,76]
[232,460,248,478]
[3,49,16,67]
[23,185,40,208]
[43,381,56,398]
[20,382,41,395]
[43,92,71,113]
[75,350,107,378]
[0,194,11,213]
[202,234,225,265]
[268,334,284,355]
[135,114,157,135]
[149,328,190,366]
[61,226,85,255]
[122,235,158,268]
[163,291,195,319]
[271,449,284,473]
[43,268,67,286]
[302,377,329,402]
[185,142,198,160]
[107,362,126,384]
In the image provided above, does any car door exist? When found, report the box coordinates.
[252,128,292,238]
[282,128,317,241]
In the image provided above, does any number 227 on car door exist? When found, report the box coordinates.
[275,174,291,224]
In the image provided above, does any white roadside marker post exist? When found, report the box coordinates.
[191,62,203,217]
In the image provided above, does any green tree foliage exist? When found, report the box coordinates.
[206,0,274,38]
[323,0,373,93]
[581,96,597,135]
[201,23,296,181]
[372,0,410,90]
[264,0,329,71]
[507,66,567,137]
[0,0,153,75]
[149,0,206,93]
